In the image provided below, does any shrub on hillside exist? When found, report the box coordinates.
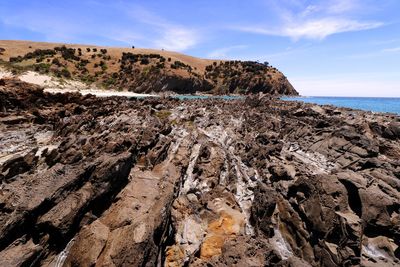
[61,68,71,78]
[140,58,150,65]
[51,58,62,66]
[54,46,79,61]
[34,63,51,73]
[9,56,23,63]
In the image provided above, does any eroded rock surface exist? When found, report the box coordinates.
[0,78,399,266]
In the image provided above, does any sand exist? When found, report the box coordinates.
[19,71,90,90]
[0,67,156,98]
[44,88,156,98]
[0,68,12,79]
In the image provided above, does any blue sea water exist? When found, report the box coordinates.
[282,96,400,115]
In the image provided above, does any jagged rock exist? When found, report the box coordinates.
[384,121,400,139]
[0,79,399,266]
[269,164,296,181]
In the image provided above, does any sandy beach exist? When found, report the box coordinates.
[44,88,157,98]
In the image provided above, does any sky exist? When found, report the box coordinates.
[0,0,399,97]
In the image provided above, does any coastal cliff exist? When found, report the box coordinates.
[0,78,399,266]
[0,40,298,96]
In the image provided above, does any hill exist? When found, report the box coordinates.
[0,40,298,95]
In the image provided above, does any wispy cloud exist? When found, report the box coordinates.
[0,2,201,51]
[153,28,198,51]
[237,18,382,40]
[234,0,384,40]
[382,46,400,53]
[326,0,359,14]
[123,6,200,51]
[207,45,248,58]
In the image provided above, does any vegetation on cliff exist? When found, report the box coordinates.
[0,40,298,95]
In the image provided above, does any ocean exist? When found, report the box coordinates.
[281,96,400,115]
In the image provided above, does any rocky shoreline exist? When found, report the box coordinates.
[0,78,399,266]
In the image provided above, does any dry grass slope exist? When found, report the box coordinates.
[0,40,298,95]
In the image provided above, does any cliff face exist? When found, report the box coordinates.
[1,78,399,266]
[0,40,298,96]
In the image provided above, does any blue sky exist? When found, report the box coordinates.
[0,0,399,96]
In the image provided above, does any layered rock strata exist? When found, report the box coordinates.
[0,78,399,266]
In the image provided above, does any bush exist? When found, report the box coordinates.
[140,58,150,65]
[9,56,23,63]
[52,58,61,66]
[205,65,213,72]
[61,68,71,78]
[100,49,107,54]
[34,63,51,73]
[55,46,79,61]
[155,110,172,120]
[171,60,189,70]
[93,48,97,52]
[86,48,91,52]
[23,49,56,60]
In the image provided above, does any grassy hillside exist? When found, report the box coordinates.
[0,40,298,95]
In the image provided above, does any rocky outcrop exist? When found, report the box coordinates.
[0,78,399,266]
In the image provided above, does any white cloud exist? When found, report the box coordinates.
[382,46,400,53]
[284,18,382,40]
[235,0,383,40]
[125,6,200,51]
[154,27,198,51]
[237,18,382,40]
[0,2,200,51]
[326,0,359,14]
[207,45,248,59]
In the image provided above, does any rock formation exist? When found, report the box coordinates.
[0,78,399,266]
